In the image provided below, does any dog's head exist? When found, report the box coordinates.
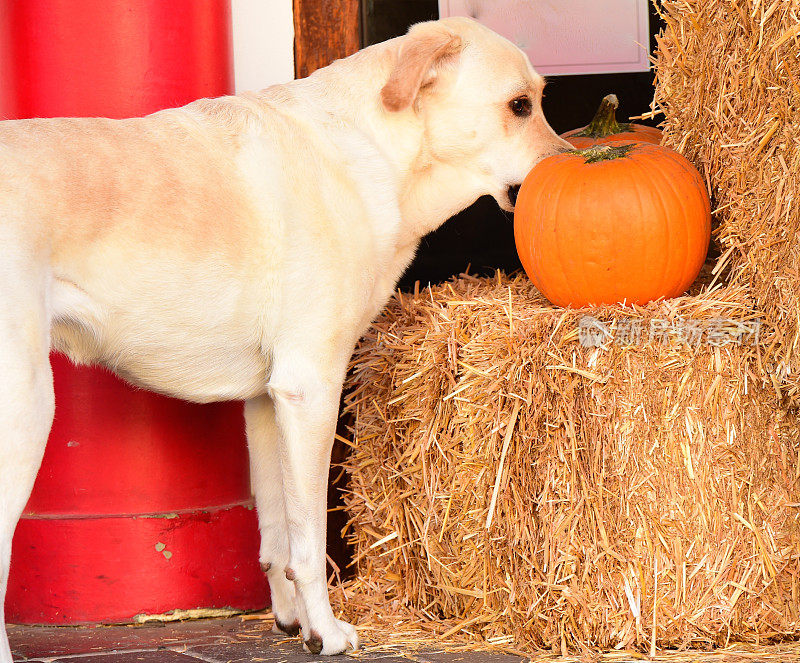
[381,17,571,212]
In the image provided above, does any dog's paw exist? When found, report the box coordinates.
[266,567,302,637]
[301,618,359,655]
[272,618,301,637]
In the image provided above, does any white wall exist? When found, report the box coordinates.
[232,0,295,93]
[439,0,650,75]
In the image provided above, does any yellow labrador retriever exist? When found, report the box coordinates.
[0,17,568,659]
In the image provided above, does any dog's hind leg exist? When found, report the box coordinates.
[0,251,55,663]
[245,395,302,637]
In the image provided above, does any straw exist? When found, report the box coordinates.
[649,0,800,401]
[335,271,799,655]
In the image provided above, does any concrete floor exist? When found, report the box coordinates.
[7,616,526,663]
[9,616,800,663]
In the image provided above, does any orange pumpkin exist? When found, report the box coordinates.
[561,94,662,148]
[513,142,711,307]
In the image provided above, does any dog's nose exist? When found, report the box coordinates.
[507,184,521,207]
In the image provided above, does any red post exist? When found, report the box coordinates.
[1,0,268,623]
[0,0,234,119]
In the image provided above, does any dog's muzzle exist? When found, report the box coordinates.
[507,184,521,208]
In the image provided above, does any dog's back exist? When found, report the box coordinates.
[0,107,285,401]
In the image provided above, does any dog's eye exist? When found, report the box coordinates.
[510,96,532,117]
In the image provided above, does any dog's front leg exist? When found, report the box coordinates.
[267,351,358,655]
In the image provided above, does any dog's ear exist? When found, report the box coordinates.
[381,23,463,113]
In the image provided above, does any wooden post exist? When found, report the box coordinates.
[293,0,360,79]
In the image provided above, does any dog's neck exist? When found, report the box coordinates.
[395,158,485,246]
[260,43,486,249]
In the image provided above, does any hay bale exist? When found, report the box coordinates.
[340,272,800,654]
[651,0,800,400]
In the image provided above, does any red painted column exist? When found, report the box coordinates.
[0,0,234,119]
[1,0,268,623]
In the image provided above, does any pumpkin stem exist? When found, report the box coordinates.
[575,94,632,138]
[575,144,635,163]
